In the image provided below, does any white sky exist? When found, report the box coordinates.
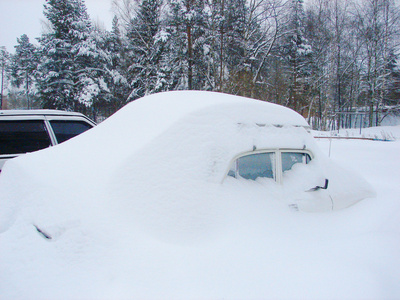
[0,0,114,52]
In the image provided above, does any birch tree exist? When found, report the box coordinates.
[354,0,400,126]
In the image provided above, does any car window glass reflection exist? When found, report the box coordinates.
[50,121,92,144]
[0,120,51,155]
[229,152,275,180]
[281,152,311,173]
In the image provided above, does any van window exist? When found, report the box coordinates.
[0,120,51,155]
[50,120,92,144]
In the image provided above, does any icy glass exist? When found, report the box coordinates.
[50,120,92,144]
[0,120,51,155]
[237,152,275,180]
[281,152,311,173]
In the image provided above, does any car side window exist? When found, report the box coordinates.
[229,152,276,180]
[50,120,93,144]
[227,150,312,182]
[281,152,311,173]
[0,120,52,155]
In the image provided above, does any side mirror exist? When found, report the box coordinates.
[307,179,329,192]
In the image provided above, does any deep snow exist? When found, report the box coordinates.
[0,92,399,299]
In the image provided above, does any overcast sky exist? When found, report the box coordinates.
[0,0,114,52]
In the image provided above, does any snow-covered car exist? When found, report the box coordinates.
[0,110,95,171]
[0,92,373,213]
[0,91,378,299]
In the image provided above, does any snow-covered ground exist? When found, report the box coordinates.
[0,93,399,299]
[312,125,400,141]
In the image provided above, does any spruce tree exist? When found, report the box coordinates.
[125,0,168,100]
[105,16,131,111]
[279,0,312,113]
[1,47,11,109]
[166,0,208,90]
[223,0,254,95]
[36,0,111,114]
[11,34,39,109]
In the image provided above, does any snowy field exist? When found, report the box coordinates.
[0,93,399,299]
[310,134,400,298]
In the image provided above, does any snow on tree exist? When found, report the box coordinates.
[9,0,396,128]
[11,35,39,109]
[1,47,11,109]
[36,0,113,115]
[222,0,272,98]
[278,0,312,113]
[124,0,170,100]
[103,16,131,111]
[353,0,400,126]
[165,0,209,90]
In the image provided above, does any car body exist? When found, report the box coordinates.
[0,91,378,298]
[0,91,374,230]
[0,110,95,171]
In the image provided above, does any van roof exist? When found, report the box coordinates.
[0,109,87,118]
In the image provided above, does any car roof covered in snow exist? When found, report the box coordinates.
[126,90,309,128]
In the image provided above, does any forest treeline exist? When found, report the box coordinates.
[0,0,399,129]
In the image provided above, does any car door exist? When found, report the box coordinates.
[0,117,52,170]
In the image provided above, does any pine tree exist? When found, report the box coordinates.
[125,0,169,100]
[385,51,400,107]
[223,0,261,97]
[166,0,208,90]
[11,34,39,109]
[202,0,224,91]
[279,0,312,113]
[1,47,11,109]
[105,16,131,110]
[304,0,333,129]
[36,0,112,115]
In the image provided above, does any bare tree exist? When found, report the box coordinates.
[112,0,139,27]
[353,0,400,126]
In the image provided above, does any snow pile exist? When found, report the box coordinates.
[0,91,313,235]
[0,91,395,300]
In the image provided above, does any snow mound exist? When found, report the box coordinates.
[0,91,312,234]
[0,91,386,300]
